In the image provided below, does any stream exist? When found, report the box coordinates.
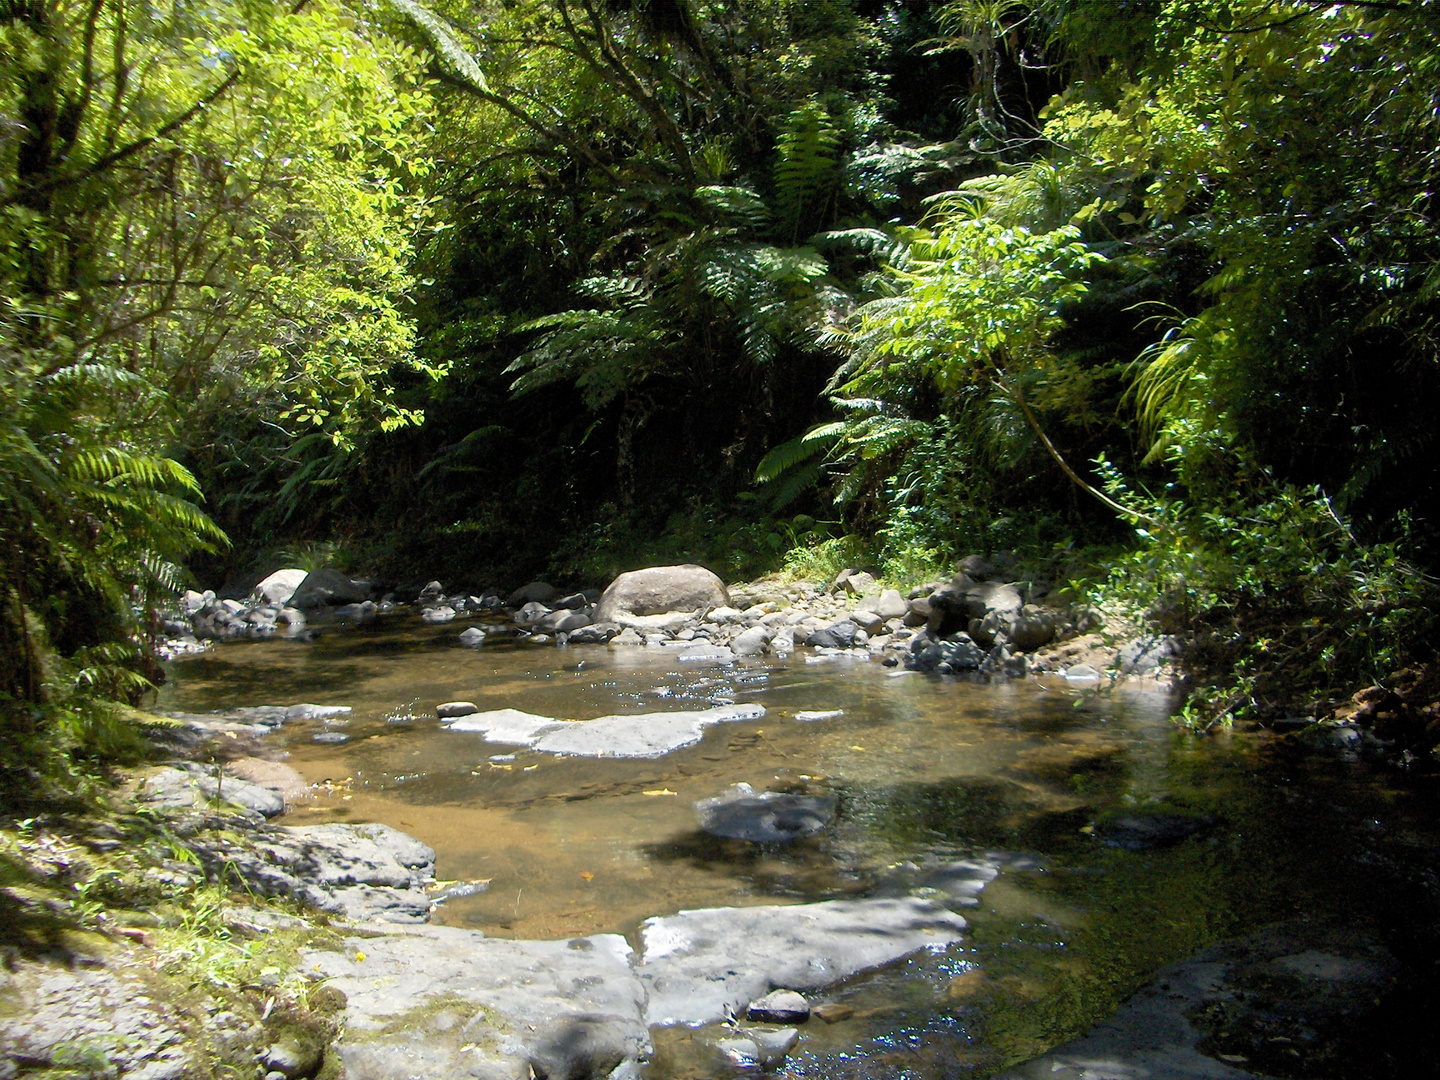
[159,613,1440,1079]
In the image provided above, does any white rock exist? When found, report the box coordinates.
[254,568,309,605]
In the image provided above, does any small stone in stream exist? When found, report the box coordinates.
[436,701,479,718]
[747,989,810,1023]
[813,1003,854,1023]
[795,710,843,722]
[421,605,456,623]
[695,783,836,842]
[458,627,486,647]
[313,732,349,744]
[1064,663,1102,682]
[716,1028,799,1068]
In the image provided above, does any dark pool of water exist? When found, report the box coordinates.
[159,614,1440,1078]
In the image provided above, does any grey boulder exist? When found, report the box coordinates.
[594,565,727,623]
[730,625,773,657]
[290,568,370,609]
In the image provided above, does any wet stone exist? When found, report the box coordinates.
[746,989,810,1023]
[694,783,836,842]
[435,700,479,718]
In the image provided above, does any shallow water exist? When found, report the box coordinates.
[159,614,1440,1078]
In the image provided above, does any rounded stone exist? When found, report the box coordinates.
[746,988,810,1023]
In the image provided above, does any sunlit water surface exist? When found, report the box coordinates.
[159,614,1440,1078]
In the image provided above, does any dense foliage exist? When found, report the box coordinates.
[4,0,1440,776]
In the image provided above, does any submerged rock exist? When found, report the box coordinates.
[638,897,967,1026]
[1094,811,1216,850]
[1000,920,1396,1080]
[694,783,836,842]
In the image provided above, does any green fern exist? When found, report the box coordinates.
[774,100,841,241]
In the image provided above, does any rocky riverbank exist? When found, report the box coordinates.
[161,557,1181,690]
[0,700,987,1080]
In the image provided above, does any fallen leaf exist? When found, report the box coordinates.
[579,871,594,881]
[642,788,677,796]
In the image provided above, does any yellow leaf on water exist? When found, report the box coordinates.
[850,745,866,751]
[642,788,677,796]
[579,871,594,881]
[355,952,366,962]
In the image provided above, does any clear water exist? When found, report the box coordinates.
[158,614,1440,1078]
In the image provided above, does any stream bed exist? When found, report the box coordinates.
[159,614,1440,1079]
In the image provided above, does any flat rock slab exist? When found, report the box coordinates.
[0,960,192,1080]
[443,707,564,744]
[445,704,765,759]
[224,756,311,805]
[140,763,285,818]
[304,925,649,1080]
[638,897,968,1026]
[192,822,436,923]
[999,919,1396,1080]
[158,702,351,740]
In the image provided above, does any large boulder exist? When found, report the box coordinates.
[594,564,727,623]
[252,568,308,605]
[289,568,370,609]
